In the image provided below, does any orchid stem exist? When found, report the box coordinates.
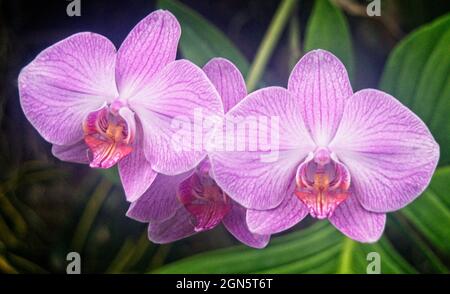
[288,14,302,71]
[337,237,356,274]
[245,0,298,92]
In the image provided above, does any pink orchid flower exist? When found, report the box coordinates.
[18,10,222,202]
[127,58,270,248]
[209,50,440,243]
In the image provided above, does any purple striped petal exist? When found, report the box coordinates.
[118,120,157,202]
[129,59,223,175]
[126,170,193,223]
[329,194,386,243]
[288,49,352,146]
[203,58,247,113]
[147,208,196,244]
[246,193,309,235]
[19,32,118,146]
[52,141,89,164]
[222,203,270,249]
[329,89,439,212]
[115,10,180,99]
[210,87,315,209]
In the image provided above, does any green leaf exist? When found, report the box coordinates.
[380,13,450,166]
[388,215,448,273]
[157,0,249,74]
[152,222,416,274]
[303,0,354,80]
[401,167,450,253]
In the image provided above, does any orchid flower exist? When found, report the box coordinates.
[209,50,440,243]
[126,58,270,248]
[18,10,222,202]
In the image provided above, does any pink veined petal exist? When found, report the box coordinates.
[19,32,118,146]
[147,208,196,244]
[118,119,157,202]
[246,192,309,235]
[329,194,386,243]
[116,10,181,99]
[329,89,440,212]
[52,141,89,164]
[288,49,353,146]
[203,58,247,113]
[210,87,315,210]
[129,59,223,175]
[222,202,270,249]
[126,170,194,223]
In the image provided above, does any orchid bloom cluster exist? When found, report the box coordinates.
[19,10,439,247]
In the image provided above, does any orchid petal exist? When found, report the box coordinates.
[147,208,196,244]
[246,193,309,235]
[126,170,193,223]
[210,87,315,209]
[19,32,118,145]
[222,202,270,249]
[118,120,157,202]
[116,10,180,99]
[288,49,352,146]
[329,89,440,212]
[129,59,223,175]
[52,141,89,164]
[203,58,247,113]
[329,194,386,243]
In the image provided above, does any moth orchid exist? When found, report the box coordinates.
[127,58,270,248]
[210,50,439,242]
[18,10,222,202]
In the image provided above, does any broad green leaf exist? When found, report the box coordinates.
[388,215,449,273]
[157,0,249,73]
[152,222,415,274]
[153,222,337,274]
[380,13,450,165]
[401,167,450,253]
[303,0,354,80]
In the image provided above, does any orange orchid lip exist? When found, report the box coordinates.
[295,151,350,219]
[177,160,232,232]
[83,105,134,169]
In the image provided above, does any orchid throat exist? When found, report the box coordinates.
[83,100,135,169]
[177,160,232,232]
[295,148,351,219]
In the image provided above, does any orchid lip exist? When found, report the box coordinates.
[295,150,350,219]
[177,160,231,231]
[83,103,135,169]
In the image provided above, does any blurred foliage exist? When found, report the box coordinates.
[153,222,417,274]
[158,0,250,74]
[0,0,449,273]
[380,13,450,166]
[304,0,354,80]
